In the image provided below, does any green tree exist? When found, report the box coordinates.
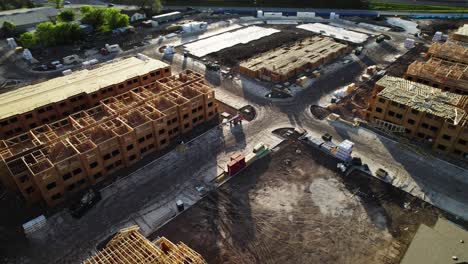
[2,21,16,37]
[48,0,63,9]
[58,9,75,22]
[120,0,162,15]
[80,5,93,15]
[106,8,129,29]
[152,0,162,13]
[82,8,107,29]
[54,22,81,44]
[19,32,36,48]
[35,22,56,46]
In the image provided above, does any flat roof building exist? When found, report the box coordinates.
[369,76,468,159]
[0,7,58,31]
[83,225,207,264]
[405,57,468,95]
[0,57,171,139]
[400,218,468,264]
[239,36,349,82]
[0,70,218,206]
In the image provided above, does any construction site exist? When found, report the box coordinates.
[152,140,444,264]
[84,225,207,264]
[1,7,468,263]
[238,36,349,82]
[321,24,468,159]
[0,68,218,207]
[369,76,467,157]
[405,57,468,94]
[0,57,172,139]
[369,76,468,158]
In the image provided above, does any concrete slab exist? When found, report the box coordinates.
[183,26,280,57]
[298,23,369,44]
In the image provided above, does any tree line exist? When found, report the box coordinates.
[16,6,130,48]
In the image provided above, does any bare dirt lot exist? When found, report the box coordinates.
[152,140,443,264]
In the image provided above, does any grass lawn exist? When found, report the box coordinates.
[368,1,468,13]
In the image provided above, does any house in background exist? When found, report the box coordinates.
[0,7,58,32]
[130,12,146,22]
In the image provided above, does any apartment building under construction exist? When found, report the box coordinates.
[83,225,207,264]
[404,57,468,95]
[239,36,349,82]
[451,24,468,43]
[0,57,171,139]
[0,70,218,206]
[427,41,468,65]
[368,76,468,158]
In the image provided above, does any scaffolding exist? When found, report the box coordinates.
[83,226,207,264]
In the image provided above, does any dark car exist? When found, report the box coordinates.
[69,189,101,218]
[107,3,115,7]
[322,133,332,142]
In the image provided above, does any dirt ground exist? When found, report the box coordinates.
[416,19,468,35]
[204,26,317,67]
[152,140,442,264]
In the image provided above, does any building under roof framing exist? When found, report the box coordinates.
[83,225,207,264]
[405,57,468,94]
[376,76,467,124]
[239,36,349,82]
[427,41,468,65]
[369,76,468,158]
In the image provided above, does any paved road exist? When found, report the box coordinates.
[164,5,468,17]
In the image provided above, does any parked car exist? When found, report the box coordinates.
[108,3,115,7]
[376,168,389,179]
[195,184,208,196]
[322,133,332,142]
[69,189,101,218]
[64,1,71,4]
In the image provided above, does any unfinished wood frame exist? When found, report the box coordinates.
[0,70,218,206]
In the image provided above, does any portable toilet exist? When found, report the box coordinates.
[7,37,17,48]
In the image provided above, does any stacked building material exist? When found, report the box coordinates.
[335,140,354,162]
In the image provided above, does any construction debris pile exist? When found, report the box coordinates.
[83,225,207,264]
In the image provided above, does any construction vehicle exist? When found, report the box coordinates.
[70,188,101,218]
